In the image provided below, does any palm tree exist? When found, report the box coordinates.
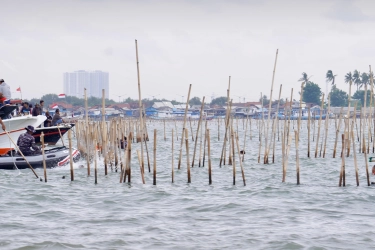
[361,72,369,89]
[353,70,361,90]
[344,72,353,85]
[298,72,311,83]
[326,70,336,86]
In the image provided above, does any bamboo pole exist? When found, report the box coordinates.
[189,117,194,141]
[351,120,359,186]
[235,132,246,186]
[322,94,330,158]
[177,84,192,170]
[295,130,300,185]
[307,107,311,157]
[339,134,345,187]
[68,129,74,181]
[333,108,343,158]
[94,139,97,184]
[172,129,174,183]
[219,81,231,166]
[102,89,107,175]
[135,39,145,175]
[207,129,212,185]
[202,119,208,167]
[136,150,145,184]
[41,132,47,182]
[198,120,203,167]
[264,49,279,164]
[153,129,156,185]
[363,68,370,186]
[191,96,205,167]
[231,128,236,185]
[186,129,191,183]
[315,94,325,158]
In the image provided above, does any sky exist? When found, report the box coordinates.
[1,0,375,103]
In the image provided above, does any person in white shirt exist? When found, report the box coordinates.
[0,79,11,100]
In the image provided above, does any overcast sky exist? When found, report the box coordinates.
[1,0,374,103]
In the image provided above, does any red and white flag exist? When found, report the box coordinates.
[58,93,66,98]
[52,105,58,109]
[16,87,21,92]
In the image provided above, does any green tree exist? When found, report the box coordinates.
[189,97,201,105]
[302,81,321,105]
[210,96,227,106]
[352,90,371,107]
[329,85,348,107]
[353,70,361,90]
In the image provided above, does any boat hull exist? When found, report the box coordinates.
[33,124,74,145]
[0,146,80,170]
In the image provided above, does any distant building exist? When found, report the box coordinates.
[63,70,109,99]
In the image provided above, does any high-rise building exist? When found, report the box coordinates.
[63,70,109,99]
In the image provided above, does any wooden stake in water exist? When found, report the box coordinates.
[322,94,330,158]
[186,129,191,183]
[153,129,156,185]
[351,121,359,186]
[339,134,346,187]
[315,94,325,158]
[178,84,192,170]
[363,68,370,186]
[172,129,174,183]
[207,129,212,185]
[231,128,236,185]
[191,96,205,167]
[94,139,97,184]
[264,49,279,164]
[135,39,145,175]
[333,108,343,158]
[235,132,246,186]
[102,89,108,175]
[68,129,74,181]
[41,132,47,182]
[202,119,208,167]
[295,131,300,185]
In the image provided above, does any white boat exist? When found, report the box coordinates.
[0,114,46,155]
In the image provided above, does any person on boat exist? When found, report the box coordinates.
[44,111,53,127]
[51,108,65,126]
[32,103,41,116]
[17,125,41,156]
[39,100,45,114]
[0,79,11,102]
[21,102,30,115]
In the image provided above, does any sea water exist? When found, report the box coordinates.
[1,119,375,249]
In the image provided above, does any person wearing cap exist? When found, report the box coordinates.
[0,79,11,100]
[51,108,65,126]
[16,125,41,156]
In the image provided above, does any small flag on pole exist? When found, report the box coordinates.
[58,93,66,98]
[16,87,21,92]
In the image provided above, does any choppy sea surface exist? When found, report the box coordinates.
[1,119,375,250]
